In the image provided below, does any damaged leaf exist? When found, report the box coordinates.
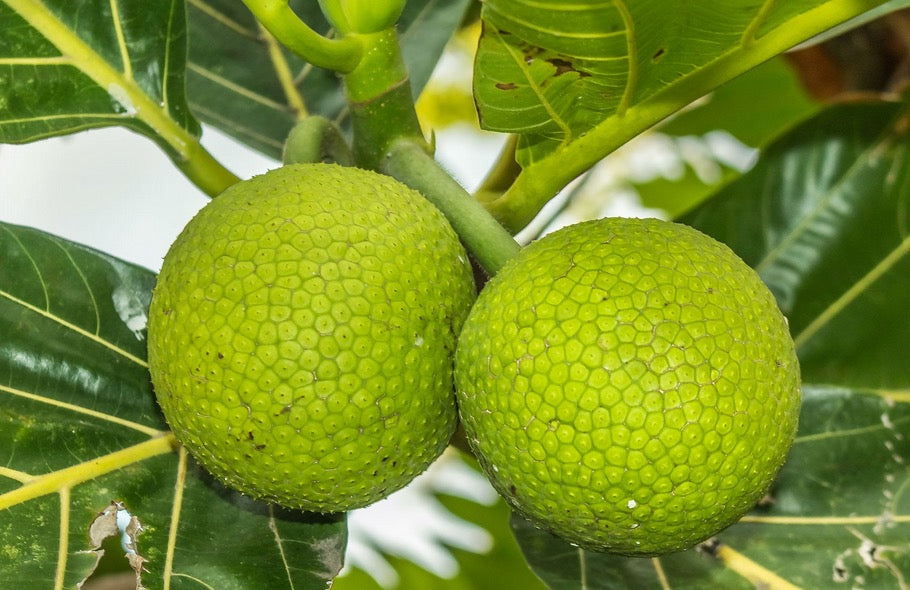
[474,0,893,232]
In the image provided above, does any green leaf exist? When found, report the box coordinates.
[0,0,237,196]
[637,57,819,217]
[474,0,888,232]
[0,0,196,152]
[512,98,910,588]
[659,57,819,149]
[682,99,910,388]
[185,0,471,160]
[0,222,346,589]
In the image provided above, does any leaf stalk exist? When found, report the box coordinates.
[241,0,363,73]
[382,139,521,276]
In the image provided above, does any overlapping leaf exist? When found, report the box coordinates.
[511,98,910,588]
[185,0,472,159]
[474,0,889,232]
[0,223,346,589]
[0,0,198,153]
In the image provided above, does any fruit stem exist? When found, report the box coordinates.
[343,28,430,169]
[241,0,363,73]
[382,139,521,276]
[475,133,521,195]
[176,140,243,197]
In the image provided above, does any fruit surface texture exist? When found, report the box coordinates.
[455,217,800,555]
[148,163,475,512]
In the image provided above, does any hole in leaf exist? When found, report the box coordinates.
[79,502,146,590]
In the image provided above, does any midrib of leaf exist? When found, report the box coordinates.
[497,0,885,231]
[0,434,177,510]
[0,383,164,436]
[4,0,202,160]
[740,514,910,525]
[0,287,148,367]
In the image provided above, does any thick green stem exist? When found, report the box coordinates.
[175,141,241,197]
[242,0,362,72]
[382,139,521,276]
[343,29,428,169]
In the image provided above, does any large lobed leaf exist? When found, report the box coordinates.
[474,0,890,232]
[513,97,910,588]
[0,223,345,589]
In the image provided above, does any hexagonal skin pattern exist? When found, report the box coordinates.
[149,163,475,512]
[455,217,800,555]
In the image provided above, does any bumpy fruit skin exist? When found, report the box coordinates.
[455,217,800,555]
[148,163,475,512]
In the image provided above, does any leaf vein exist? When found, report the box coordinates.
[187,62,290,112]
[53,238,102,336]
[163,446,188,590]
[54,487,71,590]
[2,224,49,310]
[0,383,163,436]
[794,236,910,350]
[0,288,149,368]
[0,434,176,510]
[187,0,258,38]
[742,0,778,46]
[269,505,296,589]
[492,28,572,139]
[613,0,636,115]
[109,0,132,80]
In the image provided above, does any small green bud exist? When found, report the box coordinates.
[317,0,406,34]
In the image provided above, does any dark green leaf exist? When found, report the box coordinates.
[512,98,910,587]
[185,0,471,160]
[0,222,346,589]
[659,58,819,149]
[682,99,910,388]
[0,0,198,153]
[635,57,819,217]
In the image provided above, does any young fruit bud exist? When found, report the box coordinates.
[317,0,406,34]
